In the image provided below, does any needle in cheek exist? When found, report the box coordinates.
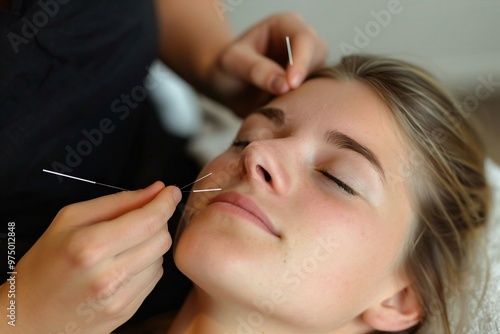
[180,172,222,193]
[188,188,222,193]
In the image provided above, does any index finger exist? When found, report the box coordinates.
[53,181,168,228]
[86,185,182,257]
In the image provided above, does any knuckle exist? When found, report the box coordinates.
[248,61,265,83]
[100,296,128,317]
[154,264,164,282]
[89,276,110,297]
[65,231,102,268]
[142,210,166,236]
[97,280,131,316]
[157,228,172,254]
[157,257,165,269]
[91,269,127,301]
[219,42,240,71]
[55,204,76,224]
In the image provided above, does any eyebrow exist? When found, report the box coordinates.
[324,130,386,182]
[252,106,386,182]
[252,107,286,127]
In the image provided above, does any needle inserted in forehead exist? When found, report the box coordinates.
[42,169,128,191]
[286,36,293,66]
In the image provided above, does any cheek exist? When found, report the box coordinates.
[182,153,240,210]
[281,200,357,277]
[257,211,379,327]
[283,200,397,311]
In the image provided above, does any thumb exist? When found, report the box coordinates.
[53,182,181,228]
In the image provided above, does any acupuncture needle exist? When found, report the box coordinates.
[42,169,222,193]
[42,169,128,191]
[286,36,293,66]
[179,172,222,192]
[180,172,213,190]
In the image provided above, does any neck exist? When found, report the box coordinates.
[167,287,368,334]
[167,287,292,334]
[167,288,230,334]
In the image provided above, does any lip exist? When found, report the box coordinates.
[209,191,280,238]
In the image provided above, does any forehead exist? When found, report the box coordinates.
[268,78,390,126]
[264,78,401,140]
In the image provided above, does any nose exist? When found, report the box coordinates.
[239,141,291,195]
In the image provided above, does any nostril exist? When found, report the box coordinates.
[264,170,271,182]
[257,165,272,183]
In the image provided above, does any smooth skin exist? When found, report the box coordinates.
[172,79,422,334]
[0,1,327,333]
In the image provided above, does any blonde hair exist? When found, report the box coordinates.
[310,55,490,333]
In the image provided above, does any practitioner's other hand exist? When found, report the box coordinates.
[209,12,328,116]
[0,182,181,334]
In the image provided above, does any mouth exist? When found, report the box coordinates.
[209,191,280,238]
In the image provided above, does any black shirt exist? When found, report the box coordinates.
[0,0,195,325]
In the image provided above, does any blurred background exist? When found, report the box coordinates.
[225,0,500,162]
[153,0,499,163]
[228,0,500,89]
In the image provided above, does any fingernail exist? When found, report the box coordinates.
[172,187,182,204]
[289,71,302,89]
[271,75,288,94]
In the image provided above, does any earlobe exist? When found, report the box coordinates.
[362,286,422,332]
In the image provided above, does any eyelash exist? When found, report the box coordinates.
[232,140,251,148]
[232,140,356,196]
[319,168,356,196]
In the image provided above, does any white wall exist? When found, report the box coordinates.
[225,0,500,91]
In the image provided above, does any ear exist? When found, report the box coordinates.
[361,285,422,332]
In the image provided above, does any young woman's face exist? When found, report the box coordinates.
[175,78,414,332]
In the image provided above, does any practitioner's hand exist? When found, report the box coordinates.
[208,12,328,116]
[0,182,181,334]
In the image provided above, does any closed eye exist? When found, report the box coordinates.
[233,141,356,196]
[319,168,356,196]
[232,140,251,148]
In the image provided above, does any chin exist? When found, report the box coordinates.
[173,207,284,305]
